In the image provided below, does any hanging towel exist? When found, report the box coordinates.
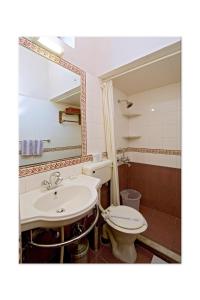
[21,140,33,156]
[32,140,43,156]
[20,140,43,156]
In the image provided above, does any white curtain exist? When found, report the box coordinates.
[102,80,120,206]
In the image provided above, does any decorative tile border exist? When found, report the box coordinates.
[19,37,87,177]
[117,147,181,156]
[19,155,93,177]
[127,147,181,156]
[19,37,82,75]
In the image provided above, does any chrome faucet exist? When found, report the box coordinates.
[117,148,131,167]
[120,156,131,166]
[41,171,63,190]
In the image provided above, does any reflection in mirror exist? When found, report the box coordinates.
[19,44,82,167]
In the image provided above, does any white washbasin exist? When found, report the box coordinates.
[20,175,101,231]
[34,185,92,213]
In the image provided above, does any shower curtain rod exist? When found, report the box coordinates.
[102,50,181,82]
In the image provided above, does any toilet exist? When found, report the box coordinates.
[102,205,147,262]
[82,160,148,263]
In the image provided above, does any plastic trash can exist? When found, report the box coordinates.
[120,189,141,211]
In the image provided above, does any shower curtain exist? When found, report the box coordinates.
[102,80,120,206]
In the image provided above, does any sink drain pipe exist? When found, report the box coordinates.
[29,205,99,249]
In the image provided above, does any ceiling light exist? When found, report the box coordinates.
[37,37,64,56]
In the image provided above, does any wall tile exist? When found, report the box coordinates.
[23,162,89,192]
[87,137,106,154]
[176,156,181,169]
[115,83,181,170]
[147,135,163,148]
[113,86,129,149]
[162,137,178,149]
[128,136,148,148]
[86,74,102,109]
[127,151,179,169]
[87,122,105,141]
[59,163,85,179]
[122,83,181,169]
[86,106,104,125]
[25,172,46,192]
[127,83,181,154]
[19,177,28,194]
[127,162,181,217]
[129,152,147,164]
[162,123,178,138]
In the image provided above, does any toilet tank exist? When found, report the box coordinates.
[82,160,112,185]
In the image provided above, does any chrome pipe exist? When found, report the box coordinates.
[29,205,99,248]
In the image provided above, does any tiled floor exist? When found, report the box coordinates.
[88,242,154,264]
[139,205,181,254]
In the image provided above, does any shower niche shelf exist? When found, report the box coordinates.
[122,113,141,118]
[123,136,141,139]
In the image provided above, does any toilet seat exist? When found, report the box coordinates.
[102,205,147,233]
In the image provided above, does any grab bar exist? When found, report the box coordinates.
[29,205,99,248]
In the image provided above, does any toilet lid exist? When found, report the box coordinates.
[107,205,145,230]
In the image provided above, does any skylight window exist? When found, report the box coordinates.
[37,37,64,55]
[58,37,75,48]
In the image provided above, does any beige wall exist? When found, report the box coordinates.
[116,83,181,168]
[61,38,181,157]
[128,83,181,149]
[113,86,129,149]
[20,39,181,193]
[61,37,180,76]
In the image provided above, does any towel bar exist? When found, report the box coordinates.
[19,139,50,143]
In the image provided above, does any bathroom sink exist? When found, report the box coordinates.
[20,175,101,231]
[34,185,92,213]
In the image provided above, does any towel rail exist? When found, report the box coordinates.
[19,139,50,143]
[29,205,99,248]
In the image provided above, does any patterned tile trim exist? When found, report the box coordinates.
[128,147,181,156]
[19,155,93,177]
[117,148,181,156]
[19,37,87,177]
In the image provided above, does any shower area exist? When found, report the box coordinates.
[106,43,181,262]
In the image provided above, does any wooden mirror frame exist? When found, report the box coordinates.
[19,37,92,177]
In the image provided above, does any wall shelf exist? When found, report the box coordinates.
[122,136,141,139]
[51,86,81,106]
[59,108,81,125]
[122,113,141,118]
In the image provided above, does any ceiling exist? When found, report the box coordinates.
[113,52,181,96]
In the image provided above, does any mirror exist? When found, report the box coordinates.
[19,37,87,172]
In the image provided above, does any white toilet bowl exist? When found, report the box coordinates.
[102,205,148,263]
